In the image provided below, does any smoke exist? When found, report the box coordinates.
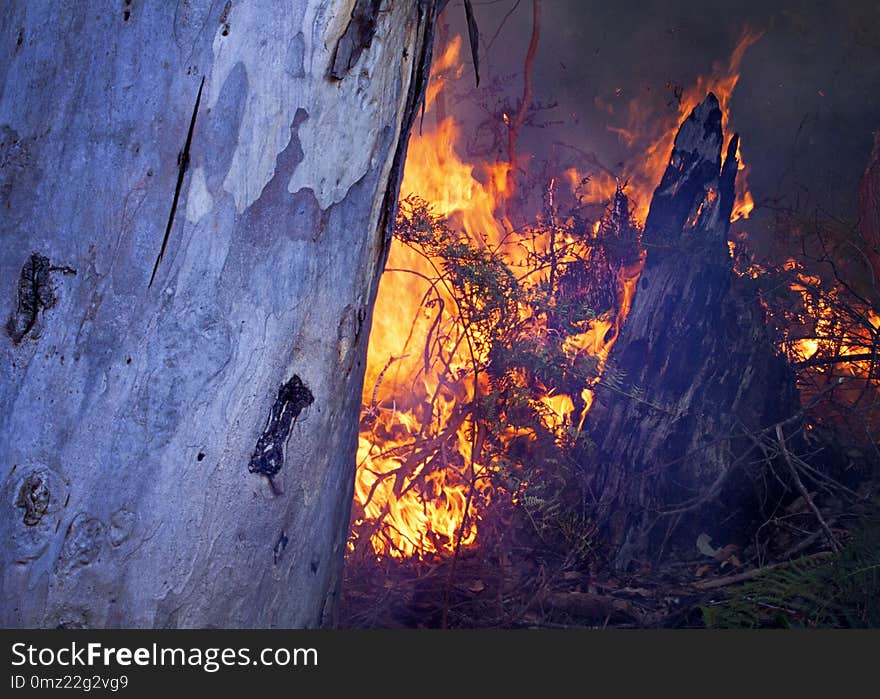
[445,0,880,228]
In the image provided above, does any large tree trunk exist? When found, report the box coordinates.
[1,0,443,628]
[586,94,801,570]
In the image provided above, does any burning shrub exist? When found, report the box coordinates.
[350,178,643,564]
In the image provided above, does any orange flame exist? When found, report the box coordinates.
[353,38,500,559]
[781,259,878,377]
[353,29,760,560]
[570,28,761,225]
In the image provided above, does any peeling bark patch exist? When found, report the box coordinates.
[15,473,50,526]
[57,514,105,572]
[248,375,314,486]
[273,531,288,564]
[336,304,367,371]
[148,75,205,288]
[6,253,76,344]
[330,0,382,80]
[288,32,306,78]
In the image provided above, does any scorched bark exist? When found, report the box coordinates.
[585,94,802,569]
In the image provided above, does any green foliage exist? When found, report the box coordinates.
[703,508,880,628]
[397,196,523,357]
[394,195,606,558]
[395,195,599,436]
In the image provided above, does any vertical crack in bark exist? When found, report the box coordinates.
[374,1,445,270]
[149,75,205,288]
[248,375,314,494]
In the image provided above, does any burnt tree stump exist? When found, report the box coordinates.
[585,94,801,569]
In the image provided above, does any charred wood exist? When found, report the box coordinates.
[585,93,803,570]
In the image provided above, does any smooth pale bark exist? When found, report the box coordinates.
[0,0,442,628]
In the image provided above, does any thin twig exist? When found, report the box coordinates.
[774,423,841,553]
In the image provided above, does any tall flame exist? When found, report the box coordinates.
[352,29,759,559]
[353,38,499,559]
[581,28,762,224]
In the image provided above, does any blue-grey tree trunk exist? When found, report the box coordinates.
[0,0,441,628]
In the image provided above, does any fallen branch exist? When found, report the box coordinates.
[694,551,834,590]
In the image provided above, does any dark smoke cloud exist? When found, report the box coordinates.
[448,0,880,230]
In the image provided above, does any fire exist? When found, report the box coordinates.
[352,29,761,560]
[761,256,880,436]
[424,35,464,108]
[353,37,500,559]
[574,28,762,225]
[538,393,576,433]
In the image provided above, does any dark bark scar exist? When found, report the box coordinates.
[248,374,314,494]
[15,472,50,526]
[273,530,289,564]
[329,0,382,80]
[6,253,76,344]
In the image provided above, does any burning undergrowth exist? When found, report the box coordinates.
[341,26,880,628]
